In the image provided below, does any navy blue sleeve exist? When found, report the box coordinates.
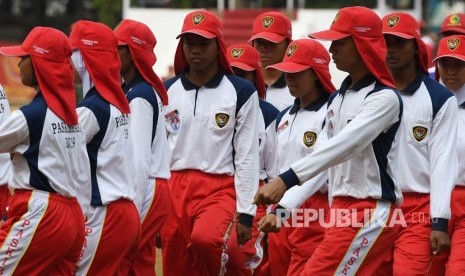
[259,100,279,129]
[164,76,180,91]
[226,75,257,115]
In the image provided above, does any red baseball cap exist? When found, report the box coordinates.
[0,27,78,125]
[433,35,465,63]
[176,9,223,39]
[266,39,335,94]
[382,12,421,39]
[174,10,232,75]
[382,12,429,73]
[227,43,265,99]
[114,19,168,105]
[249,11,292,43]
[69,20,130,114]
[309,6,395,88]
[439,13,465,35]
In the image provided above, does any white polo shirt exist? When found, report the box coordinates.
[164,71,260,217]
[275,97,329,211]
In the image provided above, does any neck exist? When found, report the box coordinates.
[391,64,418,91]
[122,66,137,85]
[348,66,370,87]
[300,87,324,108]
[187,65,219,87]
[262,68,283,86]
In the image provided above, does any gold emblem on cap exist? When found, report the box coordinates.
[450,14,461,25]
[387,15,400,28]
[448,38,460,51]
[231,48,244,59]
[303,131,317,147]
[412,126,427,142]
[287,44,297,57]
[193,14,205,25]
[215,113,230,128]
[332,12,340,25]
[262,16,274,29]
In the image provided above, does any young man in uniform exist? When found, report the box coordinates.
[432,35,465,275]
[226,43,280,274]
[259,39,335,275]
[255,6,403,275]
[114,19,171,275]
[162,10,260,275]
[69,20,141,276]
[249,11,294,111]
[0,26,89,275]
[382,12,457,276]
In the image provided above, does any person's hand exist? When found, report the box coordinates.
[258,213,281,233]
[236,223,252,245]
[430,230,450,255]
[254,177,287,206]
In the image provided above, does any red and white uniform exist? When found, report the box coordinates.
[0,93,89,275]
[121,75,171,275]
[75,87,141,276]
[267,97,329,276]
[389,72,458,276]
[162,71,260,275]
[0,85,12,221]
[281,75,403,275]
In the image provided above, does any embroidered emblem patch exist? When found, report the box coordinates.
[262,16,274,29]
[287,44,297,57]
[215,113,230,128]
[303,131,317,147]
[193,14,205,25]
[231,48,244,59]
[448,38,460,51]
[165,109,180,131]
[412,126,427,142]
[449,14,461,26]
[387,15,400,28]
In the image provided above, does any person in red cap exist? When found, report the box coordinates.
[427,13,465,78]
[225,43,280,275]
[431,34,465,275]
[162,9,260,275]
[113,18,171,276]
[381,12,458,276]
[255,6,403,275]
[0,26,89,275]
[0,84,12,224]
[249,11,294,112]
[69,20,141,276]
[255,39,335,276]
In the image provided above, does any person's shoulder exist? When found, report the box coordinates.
[164,75,181,90]
[127,80,157,103]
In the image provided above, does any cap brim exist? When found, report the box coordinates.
[383,32,415,39]
[0,45,29,57]
[176,30,216,39]
[266,62,311,73]
[248,32,287,43]
[433,54,465,63]
[230,62,255,71]
[439,27,465,35]
[309,30,351,41]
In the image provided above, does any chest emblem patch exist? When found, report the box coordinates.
[215,113,230,128]
[412,126,428,142]
[165,109,180,131]
[303,131,317,147]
